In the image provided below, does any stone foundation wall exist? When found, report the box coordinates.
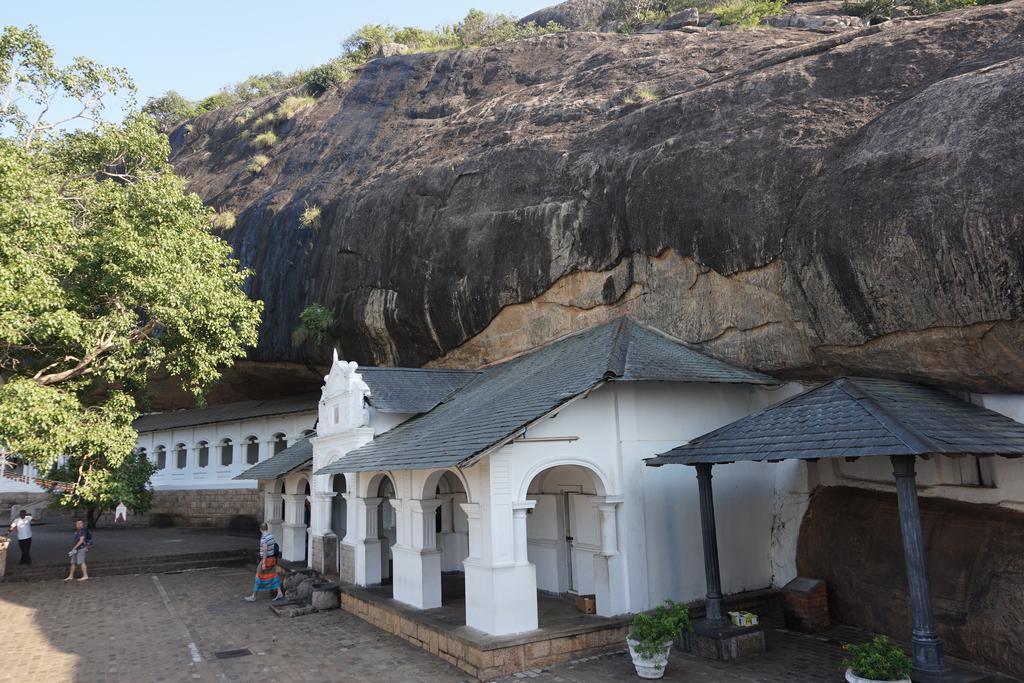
[311,534,339,576]
[339,543,355,583]
[339,586,629,680]
[146,488,261,528]
[797,485,1024,678]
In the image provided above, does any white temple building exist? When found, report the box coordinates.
[239,318,804,635]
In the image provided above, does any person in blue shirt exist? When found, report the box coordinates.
[64,519,92,581]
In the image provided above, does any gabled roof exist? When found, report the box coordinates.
[647,377,1024,466]
[133,394,319,433]
[359,367,478,413]
[316,317,778,475]
[234,434,314,480]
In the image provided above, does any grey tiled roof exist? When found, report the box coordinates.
[234,434,314,480]
[133,394,319,433]
[647,377,1024,466]
[317,318,778,475]
[359,367,478,413]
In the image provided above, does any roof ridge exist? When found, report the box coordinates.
[604,316,632,378]
[359,366,480,374]
[836,378,937,454]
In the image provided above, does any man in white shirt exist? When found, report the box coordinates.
[7,510,32,565]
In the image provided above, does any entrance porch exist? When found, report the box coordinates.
[338,572,631,680]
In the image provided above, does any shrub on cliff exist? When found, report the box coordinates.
[303,60,351,95]
[142,90,199,130]
[713,0,787,25]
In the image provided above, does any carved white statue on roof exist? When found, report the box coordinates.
[319,350,371,435]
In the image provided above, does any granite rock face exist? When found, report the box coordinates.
[169,2,1024,396]
[797,486,1024,678]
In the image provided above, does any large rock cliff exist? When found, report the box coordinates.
[169,2,1024,398]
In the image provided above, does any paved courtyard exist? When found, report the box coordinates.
[0,567,1018,683]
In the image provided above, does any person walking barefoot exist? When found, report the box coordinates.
[245,522,284,602]
[64,519,92,581]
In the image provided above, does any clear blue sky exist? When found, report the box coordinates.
[6,1,543,115]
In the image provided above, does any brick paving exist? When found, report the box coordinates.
[0,567,1019,683]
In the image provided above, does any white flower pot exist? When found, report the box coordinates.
[627,637,673,679]
[845,668,911,683]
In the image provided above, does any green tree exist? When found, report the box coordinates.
[141,90,199,130]
[0,25,263,524]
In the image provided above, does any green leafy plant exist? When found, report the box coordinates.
[0,26,262,525]
[842,637,912,681]
[142,90,199,130]
[292,304,334,346]
[712,0,786,26]
[629,600,691,659]
[303,60,351,95]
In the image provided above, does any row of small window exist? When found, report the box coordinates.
[140,432,305,471]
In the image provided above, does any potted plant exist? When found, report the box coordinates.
[842,636,913,683]
[627,600,691,679]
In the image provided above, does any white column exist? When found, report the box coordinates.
[311,492,335,536]
[512,500,536,565]
[346,496,383,586]
[265,491,284,541]
[392,498,443,609]
[462,498,539,635]
[281,493,308,563]
[593,498,629,617]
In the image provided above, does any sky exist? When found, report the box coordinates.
[5,0,543,118]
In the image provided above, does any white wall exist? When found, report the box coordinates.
[498,379,807,614]
[137,410,317,490]
[810,392,1024,513]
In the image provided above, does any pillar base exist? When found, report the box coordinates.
[392,545,442,609]
[910,667,991,683]
[281,522,308,563]
[679,619,765,661]
[464,559,538,635]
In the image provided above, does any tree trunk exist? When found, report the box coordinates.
[86,507,104,529]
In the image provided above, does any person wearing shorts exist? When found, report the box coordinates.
[64,520,92,581]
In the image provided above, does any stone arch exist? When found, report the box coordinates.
[286,470,311,495]
[521,461,615,607]
[419,467,473,503]
[359,471,397,499]
[517,459,612,502]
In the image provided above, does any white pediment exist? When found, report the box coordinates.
[319,350,371,436]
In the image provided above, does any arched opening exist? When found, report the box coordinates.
[155,445,167,470]
[525,465,606,606]
[196,441,209,468]
[272,432,288,455]
[301,428,316,439]
[376,475,396,583]
[220,438,234,467]
[330,474,347,539]
[174,443,188,469]
[244,435,260,465]
[433,471,470,575]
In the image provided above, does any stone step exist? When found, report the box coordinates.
[3,549,259,582]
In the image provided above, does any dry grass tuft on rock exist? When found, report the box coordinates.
[253,131,278,148]
[246,154,271,174]
[211,210,236,231]
[299,204,322,228]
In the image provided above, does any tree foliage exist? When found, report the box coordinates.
[0,26,263,518]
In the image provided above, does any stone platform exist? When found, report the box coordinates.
[338,575,632,680]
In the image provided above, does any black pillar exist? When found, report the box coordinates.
[694,463,728,625]
[891,454,948,676]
